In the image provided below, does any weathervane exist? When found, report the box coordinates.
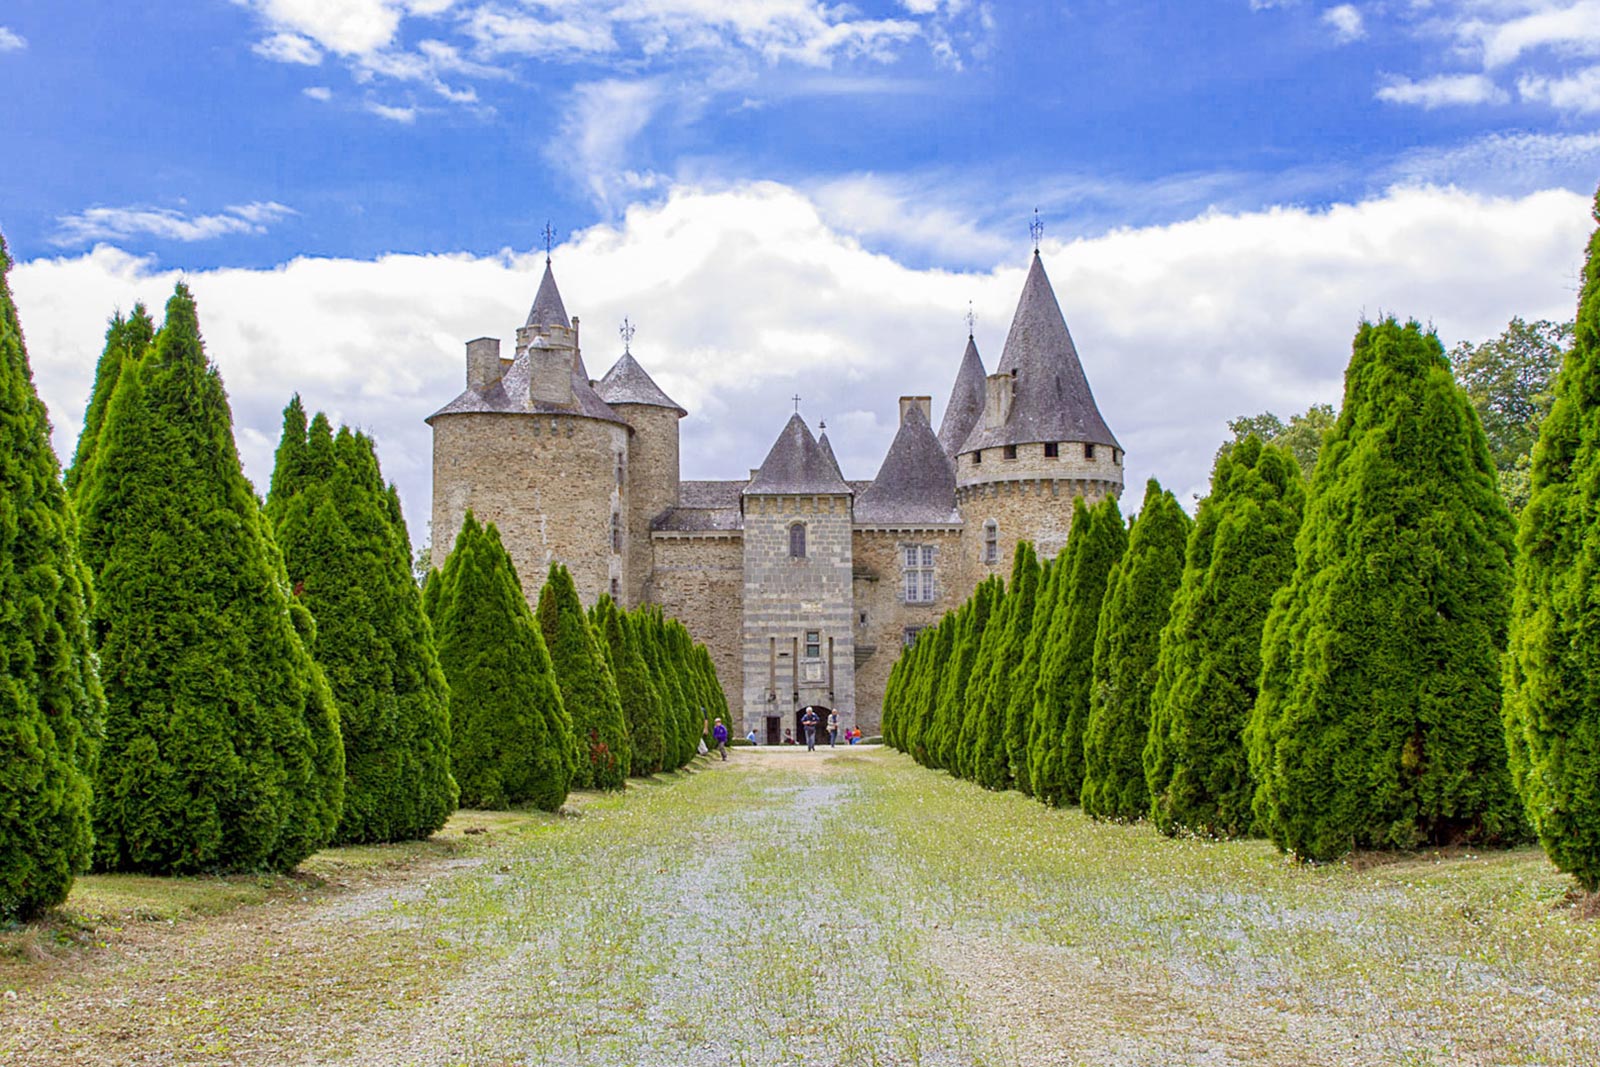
[620,317,635,354]
[541,221,557,261]
[1030,208,1043,253]
[966,301,976,337]
[792,394,802,414]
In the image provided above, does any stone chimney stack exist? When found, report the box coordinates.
[898,396,932,425]
[983,372,1014,430]
[528,340,575,407]
[466,337,502,393]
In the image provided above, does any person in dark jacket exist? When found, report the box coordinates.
[712,718,729,761]
[801,706,819,751]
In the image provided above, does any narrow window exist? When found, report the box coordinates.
[984,520,999,565]
[1003,444,1017,460]
[789,522,807,559]
[972,450,982,465]
[1113,448,1122,466]
[1085,443,1096,460]
[1044,441,1059,458]
[611,512,622,553]
[610,577,620,598]
[805,630,821,659]
[903,626,925,647]
[615,452,625,488]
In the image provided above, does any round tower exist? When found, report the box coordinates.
[595,343,685,607]
[427,257,631,607]
[953,251,1123,568]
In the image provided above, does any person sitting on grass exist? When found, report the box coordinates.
[782,728,797,745]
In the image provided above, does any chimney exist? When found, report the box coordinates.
[466,337,502,393]
[898,396,932,425]
[528,340,575,408]
[983,372,1013,429]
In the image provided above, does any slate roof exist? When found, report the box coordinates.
[744,414,853,496]
[817,430,845,483]
[652,479,744,533]
[596,350,687,415]
[855,404,959,524]
[937,334,987,458]
[959,252,1120,454]
[525,259,569,330]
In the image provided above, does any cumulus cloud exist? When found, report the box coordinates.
[51,202,298,246]
[0,26,26,52]
[253,31,323,64]
[1463,0,1600,69]
[11,182,1591,548]
[1322,4,1365,43]
[364,99,419,122]
[1376,72,1509,107]
[303,85,334,101]
[1519,63,1600,111]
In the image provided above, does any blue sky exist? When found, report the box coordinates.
[4,1,1600,544]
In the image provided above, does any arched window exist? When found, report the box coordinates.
[983,519,999,565]
[789,522,807,559]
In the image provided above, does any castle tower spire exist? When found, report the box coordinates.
[525,258,570,332]
[938,332,987,458]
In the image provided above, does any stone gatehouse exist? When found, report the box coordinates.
[427,250,1123,737]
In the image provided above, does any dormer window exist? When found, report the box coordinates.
[1003,444,1017,460]
[1044,442,1059,458]
[790,522,807,559]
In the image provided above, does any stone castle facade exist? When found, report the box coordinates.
[428,250,1123,739]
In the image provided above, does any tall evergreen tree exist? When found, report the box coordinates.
[77,283,344,873]
[1005,554,1060,796]
[595,597,666,776]
[637,609,689,769]
[1081,480,1189,820]
[1249,318,1523,861]
[430,513,572,810]
[64,304,154,496]
[1504,190,1600,891]
[538,564,630,788]
[0,235,104,921]
[906,614,956,764]
[1145,438,1303,837]
[956,577,1012,781]
[972,543,1041,790]
[268,402,457,843]
[927,577,1000,772]
[1030,495,1127,806]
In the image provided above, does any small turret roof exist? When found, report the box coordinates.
[856,404,959,524]
[744,413,853,496]
[596,350,687,415]
[959,252,1120,454]
[524,259,569,331]
[817,428,845,482]
[937,334,986,457]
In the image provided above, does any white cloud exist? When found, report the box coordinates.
[253,31,323,64]
[303,85,334,101]
[1388,129,1600,193]
[0,26,26,52]
[1519,63,1600,111]
[365,100,419,122]
[236,0,408,56]
[1463,0,1600,69]
[1322,4,1365,43]
[1376,72,1509,107]
[11,182,1591,549]
[556,79,669,211]
[51,202,297,246]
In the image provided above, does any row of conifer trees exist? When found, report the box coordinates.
[0,243,723,923]
[886,189,1600,893]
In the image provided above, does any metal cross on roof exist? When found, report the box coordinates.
[966,300,976,336]
[620,317,635,354]
[792,394,802,413]
[1030,208,1043,253]
[541,221,557,259]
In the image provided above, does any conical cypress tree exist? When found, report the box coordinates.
[635,609,685,769]
[1006,554,1060,796]
[77,283,343,873]
[268,403,457,843]
[430,513,572,810]
[1030,495,1127,806]
[64,303,154,496]
[906,614,956,764]
[0,235,104,921]
[928,578,1000,771]
[956,578,1012,781]
[1249,318,1522,861]
[538,564,630,788]
[596,598,666,776]
[971,543,1041,790]
[1081,480,1189,820]
[1145,437,1303,837]
[1504,189,1600,891]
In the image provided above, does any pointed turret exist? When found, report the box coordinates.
[959,252,1119,455]
[596,350,687,416]
[744,414,852,497]
[525,258,569,332]
[857,399,958,524]
[817,426,845,483]
[938,333,986,458]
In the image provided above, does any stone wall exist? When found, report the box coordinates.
[741,494,856,742]
[430,412,629,608]
[649,532,744,725]
[850,526,969,733]
[956,440,1122,563]
[615,403,680,609]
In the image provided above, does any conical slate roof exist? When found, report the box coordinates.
[959,253,1120,454]
[744,413,853,496]
[817,429,845,482]
[937,334,986,457]
[856,404,959,524]
[596,350,686,415]
[524,259,569,331]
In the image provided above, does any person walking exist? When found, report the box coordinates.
[826,709,839,748]
[712,717,729,761]
[801,706,819,751]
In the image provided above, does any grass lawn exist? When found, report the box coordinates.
[3,748,1596,1065]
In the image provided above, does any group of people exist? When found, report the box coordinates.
[707,707,865,759]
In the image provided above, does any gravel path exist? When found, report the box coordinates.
[5,747,1598,1066]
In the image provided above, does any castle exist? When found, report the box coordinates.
[428,248,1123,739]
